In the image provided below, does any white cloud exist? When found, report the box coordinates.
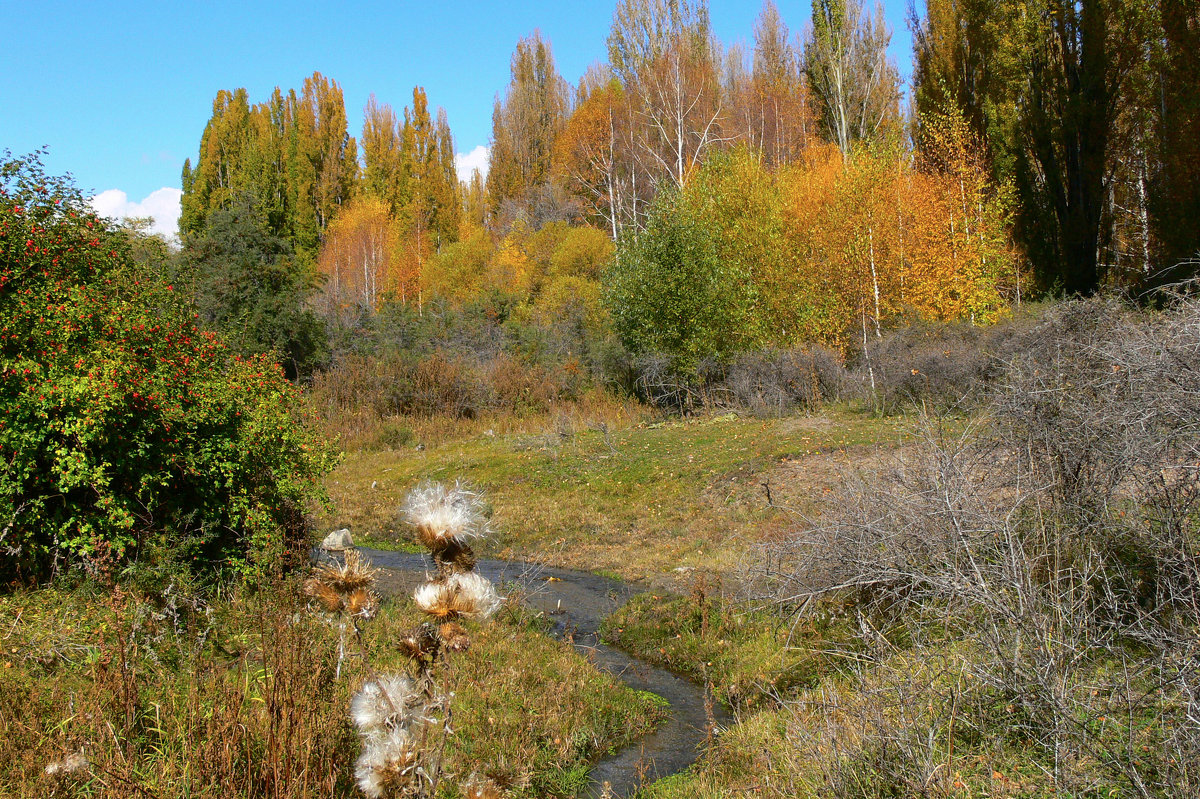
[454,145,490,184]
[90,187,183,243]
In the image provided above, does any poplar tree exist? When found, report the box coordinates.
[1151,0,1200,274]
[181,72,357,260]
[913,0,1166,293]
[361,94,410,216]
[486,31,571,221]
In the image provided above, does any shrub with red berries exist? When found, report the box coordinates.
[0,151,337,582]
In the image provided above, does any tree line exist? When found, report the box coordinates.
[175,0,1199,383]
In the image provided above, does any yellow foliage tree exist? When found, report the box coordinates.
[316,196,403,323]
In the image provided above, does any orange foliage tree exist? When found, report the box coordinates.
[665,131,1018,355]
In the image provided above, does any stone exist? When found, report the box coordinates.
[321,528,354,551]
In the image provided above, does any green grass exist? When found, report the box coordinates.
[601,591,860,710]
[319,406,908,580]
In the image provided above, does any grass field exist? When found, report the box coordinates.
[0,578,664,798]
[318,406,909,582]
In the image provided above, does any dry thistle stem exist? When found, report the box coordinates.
[402,481,488,552]
[413,572,502,621]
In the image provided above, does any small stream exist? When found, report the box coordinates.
[358,548,726,798]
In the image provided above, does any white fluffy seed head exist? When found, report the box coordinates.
[350,674,423,735]
[412,572,502,621]
[354,728,421,799]
[402,481,487,550]
[463,772,504,799]
[44,751,88,777]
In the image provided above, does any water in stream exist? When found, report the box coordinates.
[358,548,726,798]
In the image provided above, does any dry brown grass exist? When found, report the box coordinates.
[0,577,665,799]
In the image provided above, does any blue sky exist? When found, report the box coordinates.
[0,1,914,239]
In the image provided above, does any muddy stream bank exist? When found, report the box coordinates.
[359,548,726,798]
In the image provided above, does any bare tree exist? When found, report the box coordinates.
[607,0,728,190]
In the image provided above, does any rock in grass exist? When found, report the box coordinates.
[321,528,354,551]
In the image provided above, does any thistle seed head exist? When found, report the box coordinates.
[463,773,504,799]
[346,587,380,619]
[44,751,88,777]
[313,548,378,594]
[413,572,502,621]
[350,674,425,736]
[354,728,422,799]
[402,481,487,552]
[303,577,345,613]
[433,540,478,576]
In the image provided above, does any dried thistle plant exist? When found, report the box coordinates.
[350,674,444,798]
[303,577,346,613]
[350,674,429,734]
[349,481,505,799]
[44,750,89,777]
[304,547,381,679]
[412,572,502,622]
[402,481,488,553]
[437,622,471,653]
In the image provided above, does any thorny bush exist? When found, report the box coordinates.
[754,296,1200,795]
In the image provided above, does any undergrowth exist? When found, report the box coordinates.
[0,576,662,798]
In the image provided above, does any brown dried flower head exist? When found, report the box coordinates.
[397,623,441,661]
[413,572,502,621]
[438,622,471,653]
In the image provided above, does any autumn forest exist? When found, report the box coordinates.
[176,0,1198,383]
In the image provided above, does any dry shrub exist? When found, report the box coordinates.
[848,308,1059,414]
[754,295,1200,795]
[483,353,579,412]
[701,347,846,417]
[308,351,485,422]
[626,345,845,416]
[308,348,608,449]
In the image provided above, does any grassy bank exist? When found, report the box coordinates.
[0,577,663,798]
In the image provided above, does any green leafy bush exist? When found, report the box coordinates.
[0,152,337,582]
[603,190,759,373]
